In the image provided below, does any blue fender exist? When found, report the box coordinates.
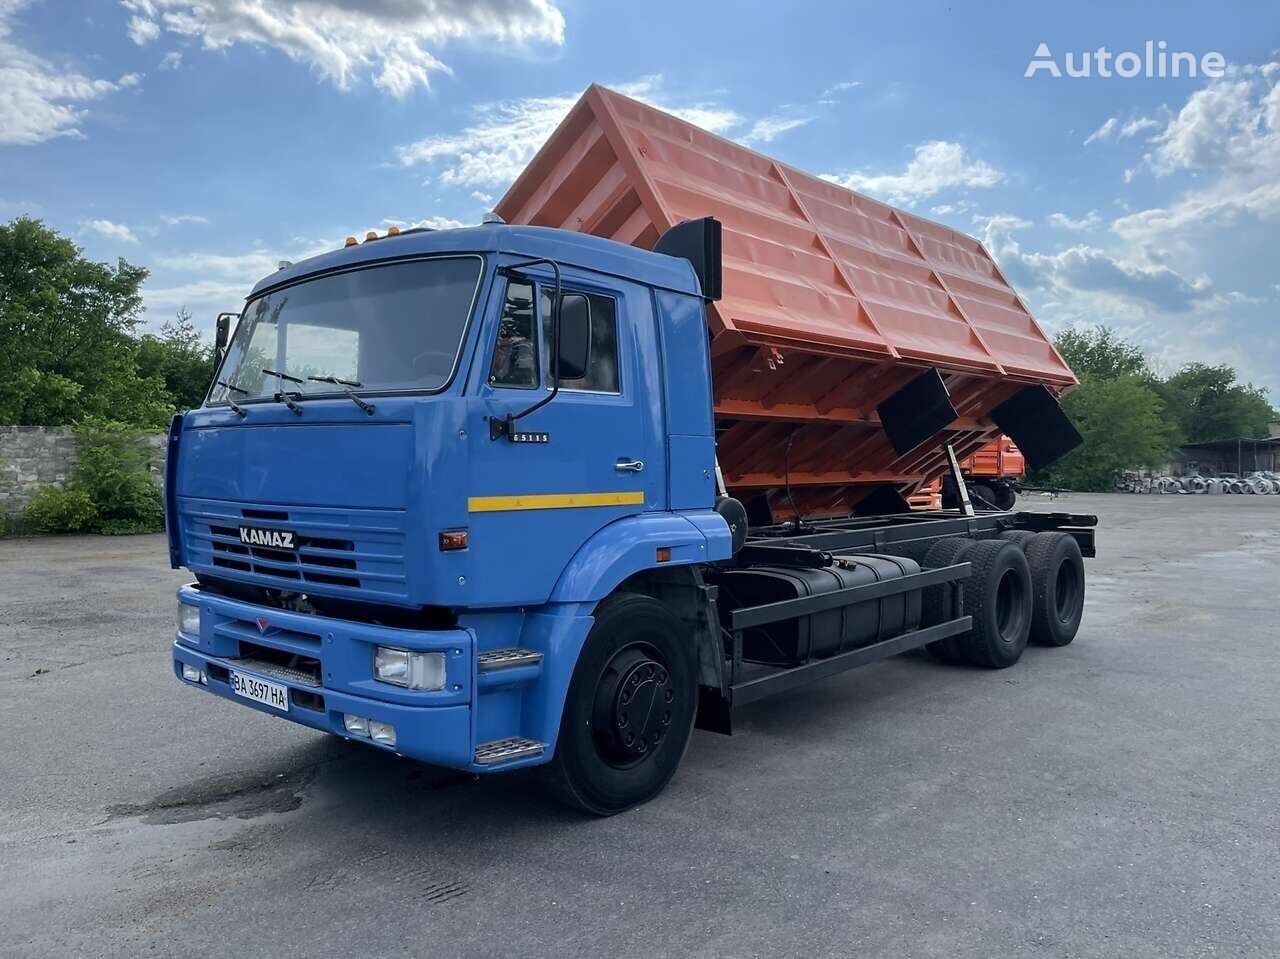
[548,509,732,604]
[513,510,731,755]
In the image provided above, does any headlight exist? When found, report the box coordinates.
[178,602,201,636]
[373,647,446,691]
[343,714,370,737]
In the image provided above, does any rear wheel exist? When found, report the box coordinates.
[1000,529,1036,550]
[955,540,1032,669]
[991,483,1017,511]
[1025,532,1086,647]
[969,483,998,511]
[921,538,974,664]
[549,592,697,816]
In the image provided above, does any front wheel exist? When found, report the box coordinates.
[549,592,697,815]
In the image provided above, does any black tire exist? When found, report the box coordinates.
[920,538,974,664]
[969,483,998,511]
[1000,529,1036,550]
[955,540,1032,669]
[883,539,935,565]
[991,484,1017,511]
[549,592,697,816]
[1024,532,1086,647]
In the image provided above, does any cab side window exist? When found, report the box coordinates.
[488,281,539,389]
[541,290,620,393]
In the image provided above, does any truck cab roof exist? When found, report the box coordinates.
[249,223,703,301]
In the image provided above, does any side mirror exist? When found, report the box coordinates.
[214,312,234,363]
[555,293,590,381]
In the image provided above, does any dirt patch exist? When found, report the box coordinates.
[108,765,318,824]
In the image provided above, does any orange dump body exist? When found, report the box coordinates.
[963,436,1026,480]
[497,85,1075,517]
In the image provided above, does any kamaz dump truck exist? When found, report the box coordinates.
[168,86,1092,814]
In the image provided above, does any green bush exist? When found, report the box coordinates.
[72,419,164,534]
[20,419,165,536]
[23,486,98,533]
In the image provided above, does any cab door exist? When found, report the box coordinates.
[465,266,666,607]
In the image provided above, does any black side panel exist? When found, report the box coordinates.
[991,385,1084,470]
[164,413,184,569]
[653,217,722,300]
[876,368,958,455]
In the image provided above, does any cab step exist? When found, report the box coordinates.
[474,737,545,766]
[477,648,543,671]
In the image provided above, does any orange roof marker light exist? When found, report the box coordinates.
[387,225,401,236]
[344,235,358,247]
[365,231,378,242]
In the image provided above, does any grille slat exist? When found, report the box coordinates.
[181,499,409,600]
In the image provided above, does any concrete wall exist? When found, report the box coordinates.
[0,427,166,517]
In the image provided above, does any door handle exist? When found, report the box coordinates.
[615,460,645,473]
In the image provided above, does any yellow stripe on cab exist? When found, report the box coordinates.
[467,491,646,513]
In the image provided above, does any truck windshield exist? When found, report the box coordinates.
[208,255,483,405]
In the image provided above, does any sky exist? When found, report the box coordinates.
[2,0,1278,398]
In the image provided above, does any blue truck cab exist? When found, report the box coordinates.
[169,221,740,811]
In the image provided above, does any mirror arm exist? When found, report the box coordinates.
[490,258,562,441]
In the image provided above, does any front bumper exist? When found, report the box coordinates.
[172,584,476,770]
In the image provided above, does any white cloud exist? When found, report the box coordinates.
[821,141,1002,205]
[119,0,565,97]
[396,76,742,189]
[1047,210,1102,231]
[1085,115,1160,146]
[83,218,139,243]
[127,14,159,44]
[1120,116,1158,138]
[471,191,493,205]
[142,279,249,315]
[821,80,861,98]
[1113,63,1280,243]
[0,1,136,145]
[741,115,811,145]
[158,50,182,70]
[1083,117,1118,146]
[381,215,467,230]
[161,213,208,225]
[974,213,1209,313]
[154,249,283,276]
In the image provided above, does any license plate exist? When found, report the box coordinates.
[231,671,289,712]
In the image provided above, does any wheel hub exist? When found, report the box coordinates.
[592,647,675,764]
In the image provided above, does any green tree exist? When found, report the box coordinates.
[1054,325,1151,381]
[1038,375,1175,491]
[1156,363,1277,444]
[0,217,170,427]
[134,308,217,412]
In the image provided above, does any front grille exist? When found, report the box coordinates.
[206,523,360,587]
[181,498,409,601]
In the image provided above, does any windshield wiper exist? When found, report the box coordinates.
[214,379,248,418]
[261,367,305,385]
[307,375,376,415]
[260,368,304,415]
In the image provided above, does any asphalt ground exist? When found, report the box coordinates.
[1,492,1278,958]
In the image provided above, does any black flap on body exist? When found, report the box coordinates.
[990,385,1083,471]
[876,368,958,455]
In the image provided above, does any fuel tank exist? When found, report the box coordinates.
[712,554,922,667]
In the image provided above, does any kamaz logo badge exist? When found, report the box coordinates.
[238,526,296,549]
